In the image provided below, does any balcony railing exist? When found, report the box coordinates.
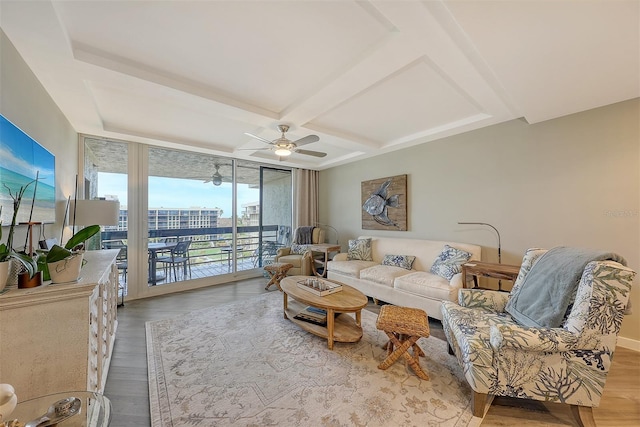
[102,225,286,285]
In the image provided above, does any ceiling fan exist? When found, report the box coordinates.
[244,125,326,158]
[203,164,225,186]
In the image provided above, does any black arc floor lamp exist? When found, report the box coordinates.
[458,222,501,264]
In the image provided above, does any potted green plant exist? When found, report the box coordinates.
[45,225,100,283]
[0,182,39,291]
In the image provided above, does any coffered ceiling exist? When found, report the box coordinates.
[1,1,638,170]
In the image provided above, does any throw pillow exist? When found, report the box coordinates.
[347,238,373,261]
[430,245,472,280]
[382,254,416,270]
[290,244,308,255]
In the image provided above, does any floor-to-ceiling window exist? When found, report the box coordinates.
[146,147,238,285]
[82,136,293,299]
[83,137,129,296]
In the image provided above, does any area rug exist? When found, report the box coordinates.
[146,292,482,427]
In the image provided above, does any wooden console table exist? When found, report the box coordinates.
[307,243,341,278]
[0,250,119,400]
[461,261,520,291]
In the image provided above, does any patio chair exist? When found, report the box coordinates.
[116,246,128,283]
[116,246,127,306]
[157,239,192,281]
[252,240,279,267]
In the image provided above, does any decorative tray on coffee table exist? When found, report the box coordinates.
[296,278,343,296]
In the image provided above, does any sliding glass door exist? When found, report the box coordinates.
[254,166,292,267]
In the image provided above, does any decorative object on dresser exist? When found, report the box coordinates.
[7,391,111,427]
[0,384,17,424]
[0,250,119,401]
[68,199,120,251]
[361,174,407,230]
[44,195,118,284]
[0,181,39,291]
[45,225,101,284]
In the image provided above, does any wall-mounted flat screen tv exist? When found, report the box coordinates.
[0,114,55,224]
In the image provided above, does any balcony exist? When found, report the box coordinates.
[102,224,286,288]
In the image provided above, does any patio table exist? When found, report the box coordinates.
[220,246,244,271]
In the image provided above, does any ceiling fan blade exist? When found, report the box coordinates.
[292,134,319,147]
[236,147,272,151]
[295,149,327,158]
[244,132,274,145]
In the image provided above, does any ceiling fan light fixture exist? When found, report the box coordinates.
[211,164,223,186]
[274,147,292,156]
[244,124,324,158]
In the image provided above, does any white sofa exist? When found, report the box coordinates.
[327,236,481,320]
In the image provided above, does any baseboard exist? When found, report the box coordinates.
[617,336,640,352]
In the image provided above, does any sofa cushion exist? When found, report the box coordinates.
[382,254,416,270]
[347,238,373,261]
[394,271,455,301]
[430,245,473,280]
[327,260,377,278]
[290,243,308,255]
[360,265,412,287]
[277,254,304,268]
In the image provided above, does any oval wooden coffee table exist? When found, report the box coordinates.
[280,276,368,350]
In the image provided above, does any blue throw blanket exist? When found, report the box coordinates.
[505,247,627,328]
[294,226,315,245]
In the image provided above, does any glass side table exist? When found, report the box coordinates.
[6,391,111,427]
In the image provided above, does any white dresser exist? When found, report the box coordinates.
[0,250,119,401]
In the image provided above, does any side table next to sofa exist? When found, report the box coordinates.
[461,261,520,291]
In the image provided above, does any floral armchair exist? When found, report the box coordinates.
[273,227,325,276]
[441,248,635,425]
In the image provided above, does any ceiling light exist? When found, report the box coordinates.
[274,148,292,156]
[212,174,222,186]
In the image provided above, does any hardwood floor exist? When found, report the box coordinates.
[104,278,640,426]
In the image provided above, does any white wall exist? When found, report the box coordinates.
[1,29,77,247]
[320,99,640,343]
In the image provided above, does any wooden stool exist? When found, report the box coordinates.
[264,262,294,290]
[375,305,430,380]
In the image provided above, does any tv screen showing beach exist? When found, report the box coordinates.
[0,114,55,224]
